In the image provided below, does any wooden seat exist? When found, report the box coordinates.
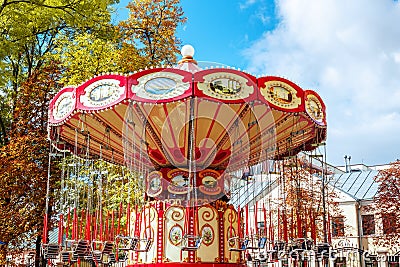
[74,239,91,259]
[92,240,115,264]
[101,241,114,254]
[92,251,102,263]
[273,240,287,251]
[61,239,90,262]
[316,243,331,259]
[42,243,60,259]
[108,253,116,264]
[83,253,93,261]
[59,251,70,263]
[70,251,78,262]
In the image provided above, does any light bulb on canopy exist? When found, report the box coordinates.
[181,44,195,58]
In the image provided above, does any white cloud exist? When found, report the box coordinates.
[240,0,258,10]
[244,0,400,165]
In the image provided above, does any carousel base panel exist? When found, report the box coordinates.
[128,263,247,267]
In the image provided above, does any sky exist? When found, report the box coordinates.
[113,0,400,167]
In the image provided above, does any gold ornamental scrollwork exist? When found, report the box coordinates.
[170,207,184,222]
[227,208,237,224]
[201,208,216,222]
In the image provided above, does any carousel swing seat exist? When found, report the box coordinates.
[134,238,153,252]
[117,252,128,262]
[246,236,268,250]
[57,240,76,263]
[73,239,91,259]
[180,235,203,261]
[61,239,91,262]
[266,240,288,261]
[181,235,203,251]
[228,237,249,252]
[59,250,71,263]
[108,253,116,264]
[116,235,139,251]
[42,243,61,259]
[92,240,115,264]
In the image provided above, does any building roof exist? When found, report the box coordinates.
[230,174,279,208]
[328,170,380,201]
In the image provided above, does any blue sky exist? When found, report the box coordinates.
[112,0,276,68]
[113,0,400,167]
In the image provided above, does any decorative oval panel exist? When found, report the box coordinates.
[80,79,125,108]
[198,169,222,196]
[196,71,255,100]
[305,93,325,125]
[132,71,190,100]
[144,77,176,95]
[53,91,75,121]
[201,224,215,246]
[260,80,302,110]
[167,169,191,195]
[146,171,163,197]
[169,224,183,246]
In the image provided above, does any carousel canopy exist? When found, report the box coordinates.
[48,46,326,172]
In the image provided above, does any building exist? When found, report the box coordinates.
[230,159,400,267]
[328,164,400,267]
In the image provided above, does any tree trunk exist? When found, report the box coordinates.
[0,114,5,146]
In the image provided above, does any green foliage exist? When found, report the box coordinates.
[58,157,144,213]
[0,0,186,262]
[50,31,123,85]
[0,0,119,143]
[0,0,120,263]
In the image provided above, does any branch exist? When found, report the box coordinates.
[0,0,79,15]
[0,112,7,145]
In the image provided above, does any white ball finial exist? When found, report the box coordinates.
[181,44,195,58]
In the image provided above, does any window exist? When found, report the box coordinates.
[332,217,345,237]
[364,255,378,267]
[362,214,375,235]
[388,255,400,267]
[382,213,399,235]
[257,221,266,235]
[334,257,347,267]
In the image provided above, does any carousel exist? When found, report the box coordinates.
[42,45,327,267]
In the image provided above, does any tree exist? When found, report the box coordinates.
[0,63,62,265]
[0,0,118,144]
[55,157,143,245]
[372,160,400,247]
[51,31,123,86]
[0,0,187,264]
[265,156,341,244]
[0,1,118,264]
[119,0,186,70]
